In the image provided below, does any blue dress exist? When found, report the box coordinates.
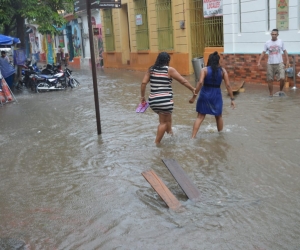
[196,66,223,116]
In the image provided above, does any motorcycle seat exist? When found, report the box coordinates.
[38,74,54,79]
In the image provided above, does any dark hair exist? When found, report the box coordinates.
[1,51,6,55]
[207,51,221,83]
[272,29,279,34]
[150,52,170,71]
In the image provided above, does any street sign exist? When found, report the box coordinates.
[75,0,121,12]
[91,0,121,8]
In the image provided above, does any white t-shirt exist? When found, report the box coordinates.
[263,39,286,64]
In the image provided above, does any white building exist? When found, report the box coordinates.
[222,0,300,85]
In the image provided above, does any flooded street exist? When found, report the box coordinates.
[1,65,300,250]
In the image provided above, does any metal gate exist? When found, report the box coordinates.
[189,0,223,59]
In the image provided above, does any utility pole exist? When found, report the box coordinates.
[86,0,102,134]
[84,0,121,134]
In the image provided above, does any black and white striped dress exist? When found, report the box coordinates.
[148,66,173,114]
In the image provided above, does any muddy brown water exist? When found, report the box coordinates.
[0,66,300,250]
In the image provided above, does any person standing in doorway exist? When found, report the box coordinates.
[257,28,289,96]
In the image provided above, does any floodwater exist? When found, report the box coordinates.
[0,65,300,250]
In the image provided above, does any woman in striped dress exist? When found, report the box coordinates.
[140,52,196,144]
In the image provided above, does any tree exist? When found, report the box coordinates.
[0,0,74,47]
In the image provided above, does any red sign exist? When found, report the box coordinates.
[93,28,99,35]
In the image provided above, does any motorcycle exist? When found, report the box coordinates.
[33,66,80,93]
[64,67,80,88]
[40,63,62,75]
[18,58,41,90]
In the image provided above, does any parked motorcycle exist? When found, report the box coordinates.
[17,58,41,90]
[32,66,80,93]
[65,67,80,88]
[40,63,62,75]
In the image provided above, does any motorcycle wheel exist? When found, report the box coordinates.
[29,79,36,92]
[36,82,50,93]
[73,78,80,87]
[68,78,75,88]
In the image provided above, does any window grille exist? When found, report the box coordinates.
[103,9,115,51]
[156,0,173,50]
[189,0,223,59]
[134,0,149,50]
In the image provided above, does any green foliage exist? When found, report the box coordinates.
[0,0,74,35]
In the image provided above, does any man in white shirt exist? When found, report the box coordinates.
[1,51,10,63]
[257,29,289,96]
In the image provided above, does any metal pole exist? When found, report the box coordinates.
[291,55,297,90]
[86,0,102,134]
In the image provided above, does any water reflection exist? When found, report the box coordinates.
[0,66,300,249]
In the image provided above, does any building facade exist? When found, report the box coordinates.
[101,0,300,86]
[223,0,300,85]
[101,0,223,75]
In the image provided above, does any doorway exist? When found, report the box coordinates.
[189,0,223,59]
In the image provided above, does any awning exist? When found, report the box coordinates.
[0,34,21,45]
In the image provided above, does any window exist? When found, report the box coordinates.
[156,0,173,50]
[103,9,115,51]
[237,0,241,33]
[134,0,149,50]
[266,0,270,31]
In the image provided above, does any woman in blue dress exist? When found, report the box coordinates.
[140,52,196,144]
[189,51,235,138]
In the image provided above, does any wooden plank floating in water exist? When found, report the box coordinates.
[142,169,181,210]
[162,159,201,202]
[230,80,245,92]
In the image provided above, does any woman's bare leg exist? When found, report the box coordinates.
[155,113,172,143]
[165,114,173,135]
[215,115,223,131]
[191,113,206,138]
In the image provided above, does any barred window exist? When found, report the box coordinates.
[156,0,173,50]
[103,9,115,51]
[134,0,149,50]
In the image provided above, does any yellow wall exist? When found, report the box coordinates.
[101,0,202,75]
[204,47,224,66]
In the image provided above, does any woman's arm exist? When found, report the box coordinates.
[189,67,206,104]
[168,67,195,93]
[222,68,235,109]
[140,70,150,103]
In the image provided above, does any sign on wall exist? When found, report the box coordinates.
[136,14,143,26]
[276,0,289,30]
[93,28,100,35]
[203,0,223,18]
